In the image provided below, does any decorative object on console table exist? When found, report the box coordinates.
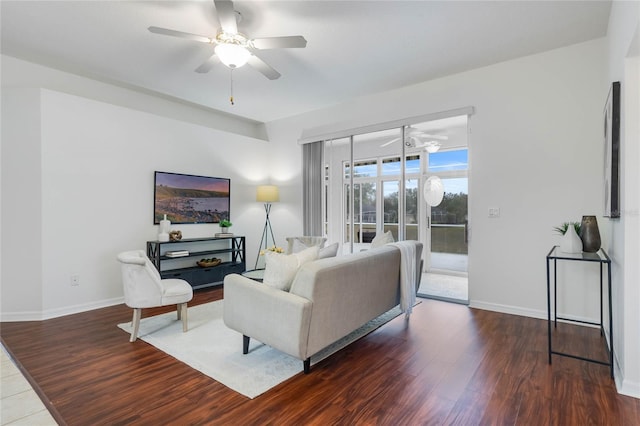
[579,215,601,253]
[169,230,182,241]
[216,219,233,237]
[255,185,279,269]
[158,214,170,242]
[554,221,582,254]
[197,258,221,267]
[165,250,189,258]
[603,81,621,218]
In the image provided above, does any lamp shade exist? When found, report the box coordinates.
[215,43,251,69]
[256,185,279,202]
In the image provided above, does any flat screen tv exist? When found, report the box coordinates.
[154,171,230,224]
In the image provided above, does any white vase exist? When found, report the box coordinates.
[560,224,582,253]
[159,214,170,242]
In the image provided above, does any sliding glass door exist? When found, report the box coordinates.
[425,149,468,273]
[321,113,470,305]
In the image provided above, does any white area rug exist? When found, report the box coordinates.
[117,300,404,399]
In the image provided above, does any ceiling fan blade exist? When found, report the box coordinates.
[252,36,307,50]
[247,55,281,80]
[214,0,238,34]
[422,134,449,141]
[195,54,220,73]
[148,26,212,44]
[409,130,449,141]
[381,138,400,147]
[382,132,447,148]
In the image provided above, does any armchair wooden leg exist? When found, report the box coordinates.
[303,358,311,374]
[130,308,142,342]
[179,303,188,332]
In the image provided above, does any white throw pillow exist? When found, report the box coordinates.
[318,242,339,259]
[370,231,394,248]
[295,245,320,265]
[291,238,310,254]
[263,246,319,291]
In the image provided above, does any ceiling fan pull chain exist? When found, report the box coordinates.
[229,68,235,105]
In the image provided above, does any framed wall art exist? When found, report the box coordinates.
[603,81,621,218]
[154,171,231,224]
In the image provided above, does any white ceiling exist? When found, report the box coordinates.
[1,1,611,124]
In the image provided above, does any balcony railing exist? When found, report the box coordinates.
[431,224,467,254]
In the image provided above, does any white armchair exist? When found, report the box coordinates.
[116,250,193,342]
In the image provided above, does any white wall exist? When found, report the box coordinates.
[606,0,640,398]
[1,59,274,320]
[1,89,43,316]
[268,38,607,320]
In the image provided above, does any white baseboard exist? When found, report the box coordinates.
[469,300,547,320]
[614,354,640,399]
[0,310,47,323]
[469,300,601,326]
[0,297,124,322]
[617,378,640,399]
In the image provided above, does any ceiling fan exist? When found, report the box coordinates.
[381,126,449,152]
[148,0,307,81]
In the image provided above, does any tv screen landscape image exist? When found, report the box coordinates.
[154,171,230,224]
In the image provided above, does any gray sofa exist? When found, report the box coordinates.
[223,241,423,373]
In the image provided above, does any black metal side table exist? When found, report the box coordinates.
[546,245,613,377]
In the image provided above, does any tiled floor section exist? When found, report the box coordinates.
[1,345,57,425]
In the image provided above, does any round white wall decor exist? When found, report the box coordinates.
[424,176,444,206]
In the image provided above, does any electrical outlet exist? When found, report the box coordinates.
[71,274,80,286]
[488,207,500,218]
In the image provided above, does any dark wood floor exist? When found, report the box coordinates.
[2,287,639,425]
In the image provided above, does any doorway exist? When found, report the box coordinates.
[418,116,469,304]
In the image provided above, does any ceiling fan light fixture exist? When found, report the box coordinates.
[215,42,251,68]
[424,141,441,153]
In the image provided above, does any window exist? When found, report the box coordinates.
[344,159,378,179]
[428,149,468,173]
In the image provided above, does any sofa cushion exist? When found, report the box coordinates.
[318,242,339,259]
[287,236,327,254]
[263,246,319,291]
[370,231,394,248]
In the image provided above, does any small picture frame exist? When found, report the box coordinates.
[603,81,620,218]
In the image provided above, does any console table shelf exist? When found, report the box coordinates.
[147,236,245,290]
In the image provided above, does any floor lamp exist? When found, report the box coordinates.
[255,185,279,269]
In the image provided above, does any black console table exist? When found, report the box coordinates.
[546,245,613,377]
[147,236,245,290]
